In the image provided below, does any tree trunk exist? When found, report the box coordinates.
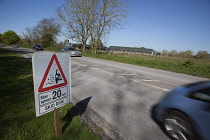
[93,45,97,53]
[82,44,86,52]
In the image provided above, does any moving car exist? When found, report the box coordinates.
[33,44,44,51]
[152,81,210,140]
[61,47,81,57]
[13,44,19,48]
[0,43,4,47]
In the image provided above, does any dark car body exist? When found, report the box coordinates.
[152,81,210,140]
[33,44,44,51]
[61,47,81,57]
[0,43,4,47]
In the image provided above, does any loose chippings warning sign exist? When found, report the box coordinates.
[33,53,71,117]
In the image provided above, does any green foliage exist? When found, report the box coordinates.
[18,44,32,48]
[155,51,161,55]
[32,18,60,48]
[178,50,194,58]
[2,30,20,45]
[41,33,54,48]
[0,33,3,43]
[195,51,208,59]
[45,46,62,52]
[0,48,100,140]
[162,49,194,58]
[182,60,194,67]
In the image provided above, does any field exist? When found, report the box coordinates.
[0,48,100,140]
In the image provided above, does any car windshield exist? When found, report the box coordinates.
[35,45,41,47]
[68,47,76,50]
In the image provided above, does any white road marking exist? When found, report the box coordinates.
[142,79,160,82]
[120,73,135,75]
[73,61,170,91]
[73,62,87,67]
[132,79,170,91]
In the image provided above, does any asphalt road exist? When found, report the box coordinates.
[2,46,208,140]
[71,57,207,140]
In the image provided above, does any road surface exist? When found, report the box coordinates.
[2,46,208,140]
[70,57,207,140]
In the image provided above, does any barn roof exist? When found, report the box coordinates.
[109,46,153,53]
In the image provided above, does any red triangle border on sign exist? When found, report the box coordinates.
[38,54,68,92]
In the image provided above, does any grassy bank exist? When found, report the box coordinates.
[0,48,100,140]
[18,44,32,49]
[82,51,210,78]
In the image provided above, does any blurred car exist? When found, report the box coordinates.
[152,81,210,140]
[12,44,19,48]
[0,43,4,47]
[61,47,81,57]
[33,44,44,51]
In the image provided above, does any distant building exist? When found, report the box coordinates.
[109,46,154,54]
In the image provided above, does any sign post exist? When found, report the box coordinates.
[54,108,62,138]
[33,53,71,137]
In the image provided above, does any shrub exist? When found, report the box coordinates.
[182,60,194,67]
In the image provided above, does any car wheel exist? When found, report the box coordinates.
[163,111,196,140]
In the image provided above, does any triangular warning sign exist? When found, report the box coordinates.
[38,54,68,92]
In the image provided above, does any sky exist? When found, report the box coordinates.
[0,0,210,54]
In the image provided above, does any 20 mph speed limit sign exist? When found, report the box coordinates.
[32,53,71,117]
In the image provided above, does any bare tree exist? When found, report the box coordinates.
[177,50,194,58]
[90,0,127,53]
[56,0,127,52]
[22,27,33,45]
[162,50,169,56]
[56,0,93,52]
[168,50,178,57]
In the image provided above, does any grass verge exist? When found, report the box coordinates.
[82,51,210,78]
[0,48,100,140]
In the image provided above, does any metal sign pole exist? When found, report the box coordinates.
[54,108,62,138]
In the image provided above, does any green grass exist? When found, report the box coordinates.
[18,44,32,49]
[44,47,62,52]
[82,51,210,78]
[0,48,100,140]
